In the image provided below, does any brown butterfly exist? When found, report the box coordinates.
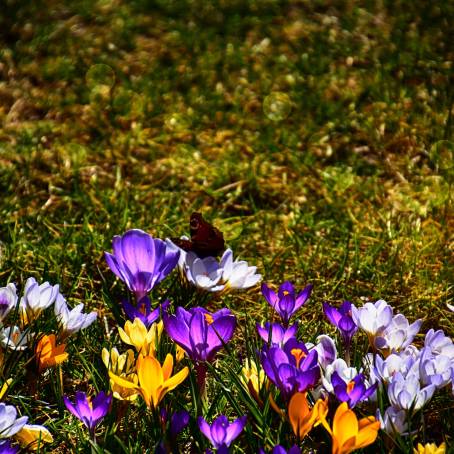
[172,212,225,258]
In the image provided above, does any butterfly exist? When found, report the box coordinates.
[172,212,225,258]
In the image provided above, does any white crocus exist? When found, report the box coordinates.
[19,277,59,323]
[0,284,18,323]
[220,249,261,290]
[374,314,422,353]
[0,403,28,438]
[0,326,29,351]
[54,294,97,337]
[183,252,224,291]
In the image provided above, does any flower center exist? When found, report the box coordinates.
[204,313,214,325]
[291,348,306,368]
[283,290,289,296]
[347,380,355,394]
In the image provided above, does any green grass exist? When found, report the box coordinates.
[0,0,453,452]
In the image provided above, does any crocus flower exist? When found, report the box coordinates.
[387,372,435,411]
[0,326,29,351]
[323,301,358,347]
[101,348,139,401]
[240,359,266,402]
[109,354,189,409]
[118,319,163,356]
[15,424,53,450]
[376,406,410,436]
[198,415,247,453]
[424,329,454,359]
[322,359,359,394]
[261,281,312,326]
[260,339,320,401]
[35,334,68,373]
[105,229,179,301]
[0,403,28,438]
[331,371,377,408]
[371,349,419,387]
[0,284,17,322]
[413,442,446,454]
[122,298,169,327]
[351,300,393,346]
[19,278,59,324]
[163,306,236,362]
[181,252,224,292]
[320,402,380,454]
[256,322,297,346]
[63,391,112,436]
[170,410,190,437]
[312,335,337,369]
[288,392,328,439]
[219,249,261,290]
[374,314,422,355]
[54,294,97,337]
[418,347,453,389]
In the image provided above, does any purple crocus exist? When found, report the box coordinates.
[0,441,18,454]
[163,306,236,363]
[105,229,180,301]
[256,322,297,346]
[261,281,312,326]
[331,371,377,408]
[63,391,112,437]
[198,415,247,453]
[260,339,320,401]
[259,446,301,454]
[323,301,358,347]
[122,298,169,327]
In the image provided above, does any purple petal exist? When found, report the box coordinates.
[163,307,193,354]
[210,415,229,447]
[171,410,190,436]
[294,284,312,310]
[261,282,278,307]
[198,417,213,445]
[189,311,209,361]
[224,415,247,446]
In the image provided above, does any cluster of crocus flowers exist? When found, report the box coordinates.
[109,354,188,409]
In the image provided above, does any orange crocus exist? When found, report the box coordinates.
[320,402,380,454]
[35,334,68,373]
[288,392,328,439]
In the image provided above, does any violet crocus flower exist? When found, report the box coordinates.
[260,339,320,401]
[122,298,169,327]
[387,372,435,411]
[331,371,377,408]
[424,329,454,359]
[261,281,312,326]
[374,314,422,354]
[198,415,247,453]
[163,306,236,363]
[418,347,453,389]
[256,322,297,346]
[259,446,301,454]
[63,391,112,436]
[105,229,179,301]
[323,301,358,347]
[0,284,17,323]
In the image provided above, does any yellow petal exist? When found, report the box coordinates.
[354,419,380,450]
[15,425,53,450]
[138,355,163,408]
[157,366,189,405]
[162,354,174,381]
[118,326,132,346]
[332,403,358,449]
[0,378,12,400]
[288,392,310,438]
[109,371,140,390]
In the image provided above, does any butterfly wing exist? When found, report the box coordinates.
[189,212,225,258]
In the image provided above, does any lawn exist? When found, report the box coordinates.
[0,0,453,452]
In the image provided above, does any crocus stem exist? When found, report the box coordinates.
[344,344,351,367]
[195,362,208,401]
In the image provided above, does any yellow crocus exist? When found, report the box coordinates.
[35,334,68,373]
[320,402,380,454]
[15,424,53,450]
[414,442,446,454]
[240,360,266,403]
[102,347,139,401]
[118,319,163,356]
[288,392,328,439]
[109,354,188,408]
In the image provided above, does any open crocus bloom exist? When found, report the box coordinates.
[105,229,179,301]
[163,306,236,362]
[219,249,261,291]
[351,300,393,345]
[320,402,380,454]
[413,442,446,454]
[63,391,112,435]
[0,326,29,351]
[331,371,377,408]
[261,281,312,326]
[109,354,188,409]
[198,414,247,452]
[288,392,328,439]
[256,322,297,347]
[35,334,68,373]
